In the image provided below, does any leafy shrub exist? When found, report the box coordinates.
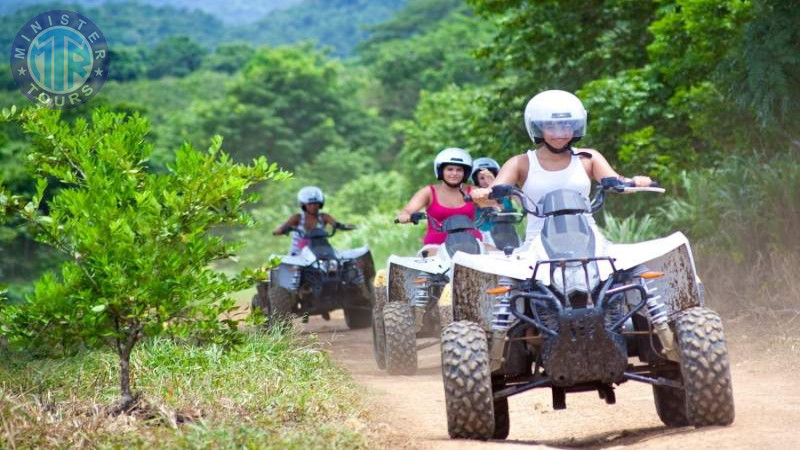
[600,212,665,244]
[0,107,289,405]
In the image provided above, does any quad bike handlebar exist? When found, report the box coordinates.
[394,212,476,235]
[473,209,524,228]
[488,177,664,217]
[279,222,355,238]
[394,212,427,225]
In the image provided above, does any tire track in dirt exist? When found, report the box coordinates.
[306,312,800,449]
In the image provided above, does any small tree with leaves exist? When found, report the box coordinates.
[0,107,288,408]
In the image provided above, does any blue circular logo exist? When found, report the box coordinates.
[10,10,110,110]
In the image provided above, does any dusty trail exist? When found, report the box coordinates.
[305,312,800,449]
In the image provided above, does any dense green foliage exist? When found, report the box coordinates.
[358,3,490,119]
[354,0,483,117]
[201,45,389,173]
[461,0,797,180]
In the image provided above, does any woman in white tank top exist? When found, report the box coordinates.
[521,148,595,241]
[471,90,654,243]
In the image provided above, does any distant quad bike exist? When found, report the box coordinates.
[372,212,485,375]
[442,179,735,440]
[252,223,375,329]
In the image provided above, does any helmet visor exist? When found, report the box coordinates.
[535,120,579,139]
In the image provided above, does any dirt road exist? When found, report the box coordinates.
[305,312,800,449]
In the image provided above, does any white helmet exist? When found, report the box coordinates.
[433,147,472,183]
[297,186,324,210]
[470,157,501,185]
[524,90,587,143]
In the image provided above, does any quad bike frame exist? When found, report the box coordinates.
[441,181,735,440]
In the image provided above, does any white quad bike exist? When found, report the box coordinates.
[372,212,503,375]
[441,179,735,440]
[251,223,375,329]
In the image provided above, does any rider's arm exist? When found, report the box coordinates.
[493,154,527,187]
[584,149,652,187]
[322,213,338,228]
[472,154,527,204]
[397,186,432,223]
[273,214,300,235]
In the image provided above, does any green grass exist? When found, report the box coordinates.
[0,327,367,449]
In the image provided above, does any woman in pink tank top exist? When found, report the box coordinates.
[396,148,482,250]
[423,184,482,245]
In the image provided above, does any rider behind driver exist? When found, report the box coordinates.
[273,186,343,255]
[396,148,482,256]
[470,90,652,243]
[471,157,515,244]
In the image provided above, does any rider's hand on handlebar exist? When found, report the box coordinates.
[396,212,411,224]
[469,187,493,206]
[631,176,653,187]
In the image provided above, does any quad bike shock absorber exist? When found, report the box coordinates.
[412,272,431,309]
[491,277,515,332]
[411,272,432,331]
[643,278,679,361]
[290,267,302,290]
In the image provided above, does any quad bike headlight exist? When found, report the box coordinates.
[551,261,600,296]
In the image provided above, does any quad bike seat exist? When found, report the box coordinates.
[442,215,474,233]
[440,215,481,257]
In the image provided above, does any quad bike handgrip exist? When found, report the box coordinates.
[490,184,515,199]
[395,212,426,224]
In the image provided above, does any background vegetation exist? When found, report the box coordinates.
[1,0,798,446]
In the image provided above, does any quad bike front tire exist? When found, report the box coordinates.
[669,306,735,427]
[383,302,417,375]
[372,286,388,370]
[492,396,510,439]
[267,285,296,327]
[653,379,689,426]
[492,376,510,439]
[441,320,496,440]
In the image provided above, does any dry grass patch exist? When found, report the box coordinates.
[0,326,368,449]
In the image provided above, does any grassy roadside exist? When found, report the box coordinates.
[0,326,367,449]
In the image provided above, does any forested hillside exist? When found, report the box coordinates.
[236,0,408,56]
[1,0,406,54]
[0,0,303,23]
